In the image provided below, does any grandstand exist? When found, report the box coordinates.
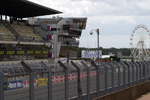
[0,0,87,97]
[0,0,63,94]
[0,21,16,41]
[0,0,62,62]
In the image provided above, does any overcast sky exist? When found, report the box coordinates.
[29,0,150,48]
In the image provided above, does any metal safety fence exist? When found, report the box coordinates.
[0,60,150,100]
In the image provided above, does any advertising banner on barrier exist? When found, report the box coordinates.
[75,74,77,79]
[23,80,37,87]
[52,77,55,83]
[55,77,60,82]
[37,78,48,86]
[0,50,49,55]
[7,81,23,90]
[3,82,7,91]
[72,74,75,80]
[60,76,64,82]
[68,75,72,80]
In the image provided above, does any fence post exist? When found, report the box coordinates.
[0,70,4,100]
[143,61,148,81]
[71,61,82,100]
[136,62,142,83]
[146,61,150,79]
[142,62,147,82]
[21,61,34,100]
[129,62,134,86]
[148,61,150,77]
[115,63,120,90]
[120,62,126,88]
[100,62,108,94]
[124,61,131,87]
[91,60,100,97]
[144,61,149,81]
[81,61,90,100]
[132,62,138,84]
[40,61,52,100]
[58,60,68,100]
[108,62,114,92]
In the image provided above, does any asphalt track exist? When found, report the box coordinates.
[4,69,139,100]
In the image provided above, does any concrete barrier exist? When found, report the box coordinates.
[93,81,150,100]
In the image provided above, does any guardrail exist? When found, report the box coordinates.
[0,60,150,100]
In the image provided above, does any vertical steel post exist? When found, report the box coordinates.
[116,63,120,90]
[105,63,108,94]
[124,61,130,87]
[140,62,146,82]
[58,60,68,100]
[144,61,149,80]
[30,72,34,100]
[91,60,100,97]
[71,61,82,100]
[136,62,142,83]
[148,61,150,78]
[120,62,126,88]
[144,61,148,81]
[97,29,100,71]
[97,29,100,96]
[100,62,108,94]
[65,69,68,100]
[40,61,52,100]
[21,61,34,100]
[108,62,114,92]
[129,62,134,86]
[0,70,4,100]
[133,62,138,84]
[81,61,90,100]
[142,62,146,81]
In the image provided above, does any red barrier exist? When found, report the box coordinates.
[60,76,64,82]
[23,71,97,86]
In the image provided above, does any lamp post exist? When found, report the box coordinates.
[90,29,100,65]
[90,29,100,97]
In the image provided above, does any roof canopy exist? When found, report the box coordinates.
[0,0,62,18]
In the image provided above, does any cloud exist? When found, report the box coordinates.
[79,34,130,48]
[29,0,150,48]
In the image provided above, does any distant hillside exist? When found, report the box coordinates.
[77,47,131,58]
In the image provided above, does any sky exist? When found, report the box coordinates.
[29,0,150,48]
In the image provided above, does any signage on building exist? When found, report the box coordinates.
[82,50,102,58]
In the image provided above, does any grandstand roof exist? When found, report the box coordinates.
[0,0,62,18]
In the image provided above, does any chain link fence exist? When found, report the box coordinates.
[0,60,150,100]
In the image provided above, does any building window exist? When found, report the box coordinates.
[51,28,57,31]
[58,28,61,31]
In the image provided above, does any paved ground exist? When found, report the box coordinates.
[136,92,150,100]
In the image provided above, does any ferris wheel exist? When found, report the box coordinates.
[130,24,150,60]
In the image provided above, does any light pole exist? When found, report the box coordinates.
[90,29,100,65]
[90,29,100,97]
